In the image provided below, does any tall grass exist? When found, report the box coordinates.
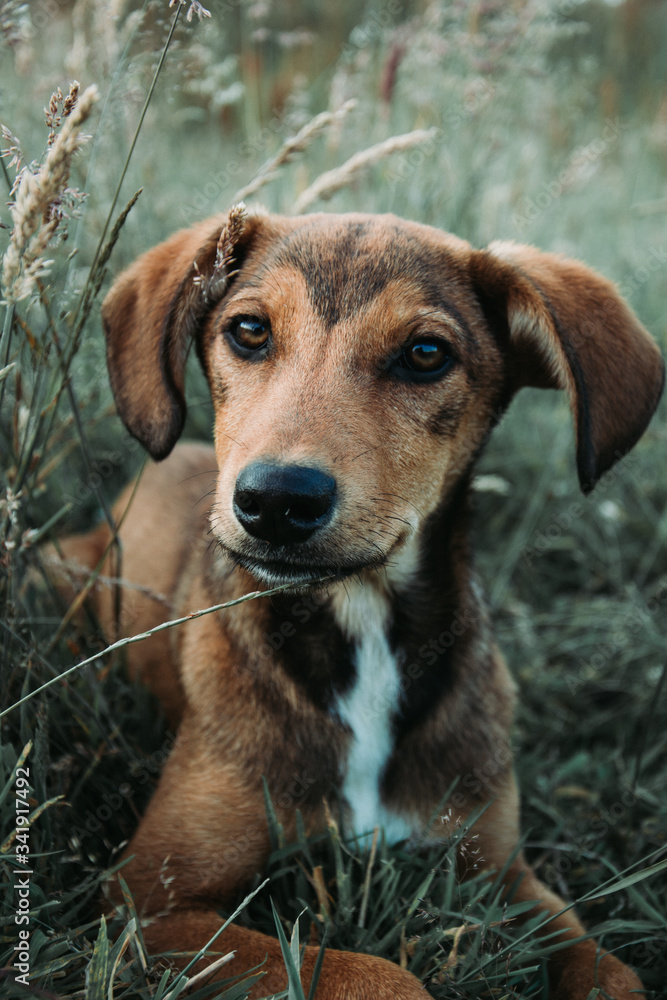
[1,1,666,997]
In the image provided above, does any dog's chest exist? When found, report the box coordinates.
[329,584,414,845]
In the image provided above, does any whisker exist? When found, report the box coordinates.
[178,468,219,483]
[382,514,412,528]
[223,432,248,450]
[373,493,425,518]
[194,486,218,508]
[349,446,378,463]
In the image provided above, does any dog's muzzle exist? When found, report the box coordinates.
[233,462,337,546]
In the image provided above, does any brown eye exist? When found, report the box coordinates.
[400,337,454,378]
[228,316,270,354]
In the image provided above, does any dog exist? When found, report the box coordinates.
[52,206,663,999]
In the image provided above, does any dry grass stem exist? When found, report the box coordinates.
[231,99,357,204]
[294,127,440,213]
[40,552,173,609]
[1,84,99,305]
[161,952,235,1000]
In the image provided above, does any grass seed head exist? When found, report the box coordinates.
[1,84,98,305]
[293,127,441,213]
[169,0,212,22]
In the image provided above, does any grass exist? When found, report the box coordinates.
[1,0,666,997]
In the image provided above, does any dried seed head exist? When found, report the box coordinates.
[294,127,441,214]
[231,101,356,205]
[198,202,249,303]
[62,81,80,118]
[1,125,22,173]
[45,81,81,147]
[169,0,212,22]
[214,202,248,274]
[0,1,31,50]
[1,84,98,304]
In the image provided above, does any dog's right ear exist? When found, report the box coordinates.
[102,206,264,460]
[469,241,664,492]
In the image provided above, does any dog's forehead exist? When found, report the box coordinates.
[246,214,471,327]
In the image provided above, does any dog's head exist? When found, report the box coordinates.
[102,208,664,586]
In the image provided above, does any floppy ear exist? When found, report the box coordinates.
[469,241,664,492]
[101,206,265,460]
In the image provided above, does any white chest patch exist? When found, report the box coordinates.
[330,582,415,846]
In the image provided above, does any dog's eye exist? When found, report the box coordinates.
[227,317,270,355]
[399,338,454,378]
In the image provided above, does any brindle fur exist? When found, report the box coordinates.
[49,210,663,999]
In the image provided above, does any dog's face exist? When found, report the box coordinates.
[201,217,508,586]
[102,209,664,587]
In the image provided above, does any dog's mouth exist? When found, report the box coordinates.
[223,548,387,590]
[216,532,407,591]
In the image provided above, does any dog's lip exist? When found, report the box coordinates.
[219,545,390,586]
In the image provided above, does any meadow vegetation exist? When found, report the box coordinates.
[0,1,666,997]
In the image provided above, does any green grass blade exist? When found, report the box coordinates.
[270,898,306,1000]
[86,916,110,1000]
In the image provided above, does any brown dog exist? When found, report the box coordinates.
[54,207,663,998]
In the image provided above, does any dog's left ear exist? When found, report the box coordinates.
[102,205,266,461]
[469,241,664,492]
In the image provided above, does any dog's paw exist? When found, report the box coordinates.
[307,949,425,1000]
[551,950,644,1000]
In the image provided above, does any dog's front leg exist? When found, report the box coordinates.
[113,720,426,1000]
[144,912,427,1000]
[503,860,644,1000]
[498,857,644,1000]
[470,777,644,1000]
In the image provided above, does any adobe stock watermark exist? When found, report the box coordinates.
[28,0,70,30]
[547,0,587,24]
[177,106,295,222]
[539,779,665,891]
[56,437,143,511]
[520,449,642,568]
[512,118,628,232]
[243,590,479,725]
[360,606,478,725]
[385,80,496,188]
[178,0,405,222]
[13,760,33,987]
[567,579,667,697]
[340,0,403,62]
[617,245,667,301]
[67,730,178,845]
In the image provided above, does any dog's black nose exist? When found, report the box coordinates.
[233,462,336,545]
